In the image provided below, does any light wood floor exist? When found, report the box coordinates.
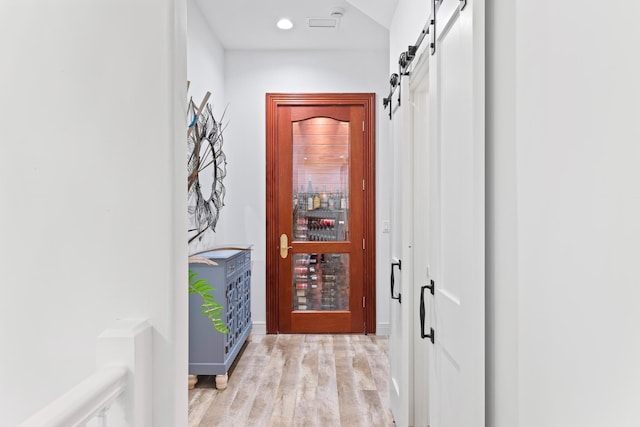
[188,334,394,427]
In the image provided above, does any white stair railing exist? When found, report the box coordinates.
[20,319,152,427]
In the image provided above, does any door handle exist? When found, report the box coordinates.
[426,279,435,295]
[280,234,292,259]
[420,285,435,343]
[390,260,402,303]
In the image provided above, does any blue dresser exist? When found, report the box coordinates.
[189,248,252,389]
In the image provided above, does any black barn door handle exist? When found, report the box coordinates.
[390,260,402,304]
[420,285,435,343]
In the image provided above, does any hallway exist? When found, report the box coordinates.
[188,334,393,427]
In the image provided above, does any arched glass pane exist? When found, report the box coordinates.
[292,117,350,242]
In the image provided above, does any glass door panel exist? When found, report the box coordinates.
[292,118,350,243]
[292,253,350,312]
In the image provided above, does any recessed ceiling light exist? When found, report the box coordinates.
[277,18,293,30]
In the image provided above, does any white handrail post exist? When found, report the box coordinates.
[97,319,152,427]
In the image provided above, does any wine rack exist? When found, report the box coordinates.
[293,253,349,311]
[294,202,347,241]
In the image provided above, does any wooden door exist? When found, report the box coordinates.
[428,0,485,425]
[266,93,376,334]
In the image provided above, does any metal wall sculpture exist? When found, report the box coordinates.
[187,91,227,244]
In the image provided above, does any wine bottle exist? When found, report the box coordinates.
[307,180,314,210]
[320,185,328,210]
[313,188,320,210]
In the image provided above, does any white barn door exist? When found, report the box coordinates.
[390,54,433,427]
[428,0,485,425]
[410,54,432,427]
[389,77,414,427]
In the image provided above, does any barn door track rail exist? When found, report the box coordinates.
[384,0,467,119]
[383,19,430,119]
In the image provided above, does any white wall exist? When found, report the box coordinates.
[0,1,188,426]
[389,0,429,72]
[187,0,226,255]
[221,49,391,333]
[487,0,640,425]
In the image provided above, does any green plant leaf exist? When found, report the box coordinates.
[188,269,228,334]
[191,279,211,291]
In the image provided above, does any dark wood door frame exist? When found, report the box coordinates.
[266,93,376,334]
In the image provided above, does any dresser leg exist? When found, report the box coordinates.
[188,374,198,390]
[215,373,228,390]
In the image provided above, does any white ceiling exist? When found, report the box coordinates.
[193,0,393,50]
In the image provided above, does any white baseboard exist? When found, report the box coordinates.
[376,322,390,336]
[251,321,266,335]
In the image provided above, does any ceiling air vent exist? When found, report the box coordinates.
[307,18,339,28]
